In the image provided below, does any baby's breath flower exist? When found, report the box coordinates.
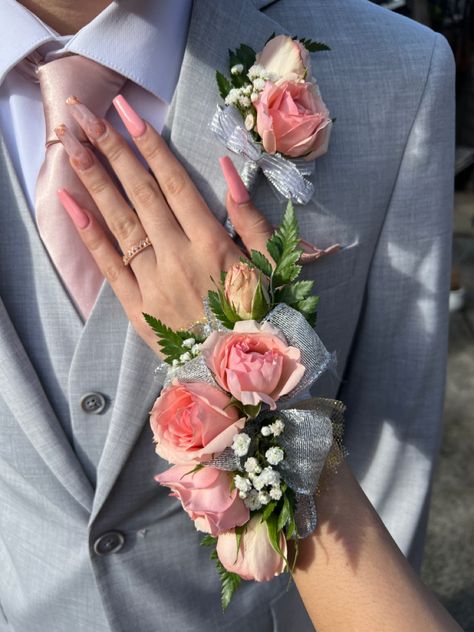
[244,489,262,511]
[239,95,251,108]
[191,343,202,356]
[224,88,241,106]
[258,491,271,505]
[260,466,281,487]
[244,457,260,474]
[252,77,266,92]
[269,486,282,501]
[261,425,272,437]
[172,359,180,368]
[250,92,259,103]
[242,84,253,95]
[244,113,255,131]
[238,490,248,499]
[231,63,244,75]
[234,474,252,494]
[182,338,195,349]
[265,446,284,466]
[231,432,251,457]
[248,64,265,79]
[270,419,285,436]
[179,352,192,363]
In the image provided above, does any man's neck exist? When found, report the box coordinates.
[17,0,113,35]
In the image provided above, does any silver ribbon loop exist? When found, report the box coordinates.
[211,105,315,205]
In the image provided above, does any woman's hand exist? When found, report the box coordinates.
[55,95,273,353]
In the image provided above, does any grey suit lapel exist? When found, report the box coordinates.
[91,0,284,521]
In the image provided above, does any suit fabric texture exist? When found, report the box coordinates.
[0,0,455,630]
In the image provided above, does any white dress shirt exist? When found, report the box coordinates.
[0,0,192,215]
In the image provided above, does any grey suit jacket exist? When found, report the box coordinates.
[0,0,455,630]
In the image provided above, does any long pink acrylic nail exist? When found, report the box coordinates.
[57,188,90,229]
[113,95,146,138]
[55,124,93,170]
[219,156,250,205]
[66,96,107,140]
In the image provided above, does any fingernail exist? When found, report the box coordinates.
[66,96,107,139]
[219,156,250,205]
[55,124,93,170]
[299,243,341,264]
[113,94,146,138]
[57,188,90,229]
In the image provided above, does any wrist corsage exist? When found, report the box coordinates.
[145,202,345,609]
[211,34,333,205]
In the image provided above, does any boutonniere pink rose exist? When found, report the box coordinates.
[211,33,333,204]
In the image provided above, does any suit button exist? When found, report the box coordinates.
[93,531,125,556]
[80,392,107,414]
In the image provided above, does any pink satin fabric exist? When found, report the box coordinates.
[35,55,125,319]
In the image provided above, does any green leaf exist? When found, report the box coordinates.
[142,313,188,364]
[201,535,217,547]
[274,280,314,305]
[216,70,232,100]
[215,558,242,611]
[207,290,236,329]
[233,44,257,73]
[296,37,331,53]
[266,238,283,265]
[265,512,283,557]
[251,276,271,321]
[286,516,297,540]
[261,501,278,522]
[267,201,302,287]
[277,494,291,533]
[243,402,262,419]
[234,525,246,563]
[250,250,273,277]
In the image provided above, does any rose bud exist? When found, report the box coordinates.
[224,262,271,321]
[216,515,287,581]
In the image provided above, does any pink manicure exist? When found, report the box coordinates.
[66,96,107,139]
[113,95,146,138]
[57,188,90,229]
[55,124,93,170]
[219,156,250,205]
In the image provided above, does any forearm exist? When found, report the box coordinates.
[294,459,461,631]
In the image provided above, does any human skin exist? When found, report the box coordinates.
[18,0,112,34]
[57,98,462,631]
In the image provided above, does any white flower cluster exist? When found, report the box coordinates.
[171,338,202,368]
[224,63,278,133]
[231,421,286,511]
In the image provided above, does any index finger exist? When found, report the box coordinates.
[113,95,230,242]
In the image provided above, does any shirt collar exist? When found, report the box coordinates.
[0,0,193,103]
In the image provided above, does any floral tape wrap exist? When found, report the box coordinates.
[211,105,315,205]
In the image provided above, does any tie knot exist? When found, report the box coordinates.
[36,55,126,144]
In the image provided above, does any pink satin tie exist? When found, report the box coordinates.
[35,55,126,319]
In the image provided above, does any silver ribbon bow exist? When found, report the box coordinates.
[211,105,315,205]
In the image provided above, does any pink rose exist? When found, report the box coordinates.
[224,262,270,321]
[155,465,249,536]
[256,34,310,83]
[201,320,305,410]
[217,516,287,581]
[254,80,332,160]
[150,381,245,465]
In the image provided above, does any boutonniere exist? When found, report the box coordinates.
[211,34,333,205]
[145,202,346,610]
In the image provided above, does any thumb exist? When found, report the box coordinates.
[219,156,273,258]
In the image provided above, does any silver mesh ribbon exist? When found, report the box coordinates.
[211,105,315,205]
[262,304,336,399]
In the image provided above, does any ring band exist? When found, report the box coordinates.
[122,236,152,266]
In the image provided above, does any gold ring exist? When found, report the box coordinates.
[122,236,152,266]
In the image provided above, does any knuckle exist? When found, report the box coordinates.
[103,138,126,164]
[132,178,159,208]
[103,263,123,284]
[111,215,139,242]
[83,233,102,252]
[162,170,187,198]
[141,139,163,164]
[88,177,110,196]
